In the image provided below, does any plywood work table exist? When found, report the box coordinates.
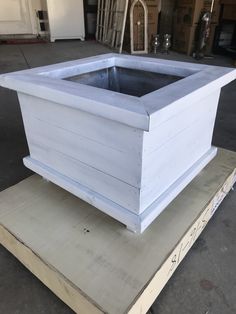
[0,148,236,314]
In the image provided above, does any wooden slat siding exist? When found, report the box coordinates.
[27,144,140,212]
[140,115,217,212]
[142,91,221,154]
[9,75,148,131]
[142,110,216,182]
[18,91,219,214]
[23,157,140,231]
[141,90,220,182]
[23,116,141,186]
[18,94,142,157]
[138,90,220,212]
[141,116,215,197]
[139,148,217,233]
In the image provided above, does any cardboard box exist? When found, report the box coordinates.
[205,23,218,53]
[203,0,221,24]
[174,6,195,25]
[175,0,221,25]
[220,0,236,5]
[222,4,236,20]
[145,0,160,6]
[173,22,218,55]
[172,24,197,55]
[147,3,159,45]
[177,0,195,5]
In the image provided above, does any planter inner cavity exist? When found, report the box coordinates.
[65,66,183,97]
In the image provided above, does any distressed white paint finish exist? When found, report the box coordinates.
[140,91,221,211]
[0,54,235,232]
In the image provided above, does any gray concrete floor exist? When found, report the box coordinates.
[0,41,235,314]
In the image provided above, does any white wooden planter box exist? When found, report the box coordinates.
[1,54,235,233]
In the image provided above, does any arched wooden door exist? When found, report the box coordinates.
[130,0,148,54]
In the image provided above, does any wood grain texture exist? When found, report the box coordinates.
[140,107,218,211]
[23,146,217,233]
[0,149,235,314]
[26,146,140,211]
[20,95,143,187]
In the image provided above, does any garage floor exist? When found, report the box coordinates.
[0,41,236,314]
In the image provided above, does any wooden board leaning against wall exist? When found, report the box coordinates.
[96,0,129,52]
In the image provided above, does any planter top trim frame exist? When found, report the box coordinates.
[0,53,235,131]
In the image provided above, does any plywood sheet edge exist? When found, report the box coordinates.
[127,169,236,314]
[0,224,104,314]
[0,159,235,314]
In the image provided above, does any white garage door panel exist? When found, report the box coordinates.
[0,1,21,21]
[0,0,33,34]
